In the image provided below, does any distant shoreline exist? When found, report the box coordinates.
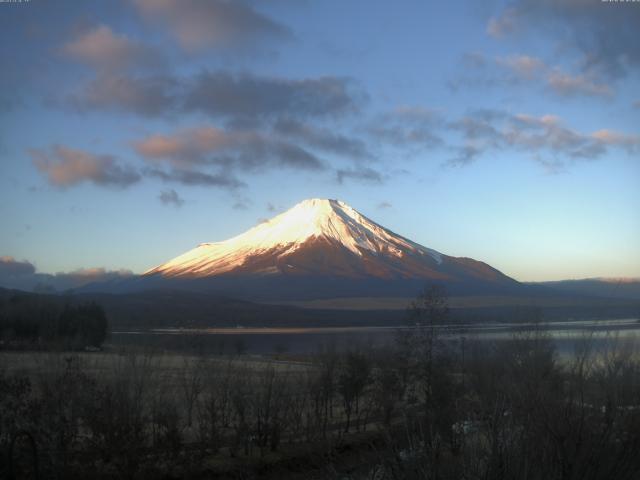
[112,317,640,336]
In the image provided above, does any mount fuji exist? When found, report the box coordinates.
[118,198,520,300]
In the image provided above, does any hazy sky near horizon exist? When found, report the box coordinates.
[1,0,639,286]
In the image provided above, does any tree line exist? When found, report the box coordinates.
[0,291,108,349]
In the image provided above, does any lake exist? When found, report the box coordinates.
[110,318,640,356]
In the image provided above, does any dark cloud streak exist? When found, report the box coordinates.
[146,168,245,189]
[336,167,383,184]
[158,189,184,207]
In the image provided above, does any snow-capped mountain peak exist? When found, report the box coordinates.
[146,198,443,278]
[234,198,441,259]
[142,197,517,293]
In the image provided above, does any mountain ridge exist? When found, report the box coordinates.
[144,198,516,288]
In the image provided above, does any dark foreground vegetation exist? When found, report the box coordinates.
[1,287,640,479]
[0,291,108,350]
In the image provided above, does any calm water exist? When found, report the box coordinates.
[111,318,640,356]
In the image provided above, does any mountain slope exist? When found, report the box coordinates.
[135,198,518,299]
[533,278,640,301]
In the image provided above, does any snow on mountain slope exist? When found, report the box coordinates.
[145,198,512,284]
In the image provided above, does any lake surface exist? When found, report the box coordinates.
[111,318,640,356]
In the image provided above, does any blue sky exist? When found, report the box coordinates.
[1,0,639,287]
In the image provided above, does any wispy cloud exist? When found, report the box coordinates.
[487,1,640,78]
[452,53,613,99]
[67,70,365,121]
[591,129,640,153]
[30,145,140,189]
[495,55,545,80]
[447,110,638,168]
[132,0,292,52]
[232,200,250,210]
[67,73,179,116]
[185,71,364,120]
[368,106,444,150]
[62,24,161,71]
[134,125,326,172]
[486,7,518,38]
[545,70,612,98]
[273,118,371,159]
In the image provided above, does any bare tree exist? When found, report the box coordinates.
[179,355,205,427]
[338,350,371,433]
